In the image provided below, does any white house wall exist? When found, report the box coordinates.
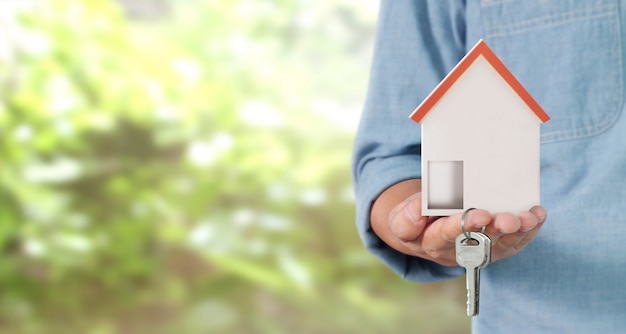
[421,56,541,216]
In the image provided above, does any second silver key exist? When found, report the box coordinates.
[455,231,491,316]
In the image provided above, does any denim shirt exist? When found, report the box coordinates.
[352,0,626,332]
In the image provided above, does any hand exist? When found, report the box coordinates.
[389,193,546,266]
[370,180,547,267]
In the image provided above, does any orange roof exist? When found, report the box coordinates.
[409,39,550,123]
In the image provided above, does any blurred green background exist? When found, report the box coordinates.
[0,1,469,333]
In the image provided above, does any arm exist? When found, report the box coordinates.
[352,0,468,281]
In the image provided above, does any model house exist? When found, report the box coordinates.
[410,40,550,216]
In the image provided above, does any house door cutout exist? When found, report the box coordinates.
[428,161,463,210]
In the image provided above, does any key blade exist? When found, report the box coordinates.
[465,267,480,316]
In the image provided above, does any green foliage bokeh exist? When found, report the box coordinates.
[0,1,469,333]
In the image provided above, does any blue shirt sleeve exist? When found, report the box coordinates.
[352,0,468,282]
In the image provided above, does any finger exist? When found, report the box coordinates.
[518,211,540,232]
[492,208,545,250]
[485,212,519,259]
[389,195,428,242]
[492,226,541,262]
[429,209,492,245]
[529,205,547,225]
[485,212,520,236]
[491,211,544,262]
[491,212,534,249]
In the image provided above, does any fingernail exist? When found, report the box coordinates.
[404,201,419,224]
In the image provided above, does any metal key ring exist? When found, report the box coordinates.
[460,208,485,239]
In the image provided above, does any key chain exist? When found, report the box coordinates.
[456,208,491,316]
[461,207,485,238]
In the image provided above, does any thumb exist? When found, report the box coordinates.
[389,193,428,242]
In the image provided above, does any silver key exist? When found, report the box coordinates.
[455,231,491,316]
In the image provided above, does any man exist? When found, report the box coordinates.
[352,1,626,332]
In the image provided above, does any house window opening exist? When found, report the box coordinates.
[428,161,463,210]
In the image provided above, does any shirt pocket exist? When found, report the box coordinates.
[481,0,623,143]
